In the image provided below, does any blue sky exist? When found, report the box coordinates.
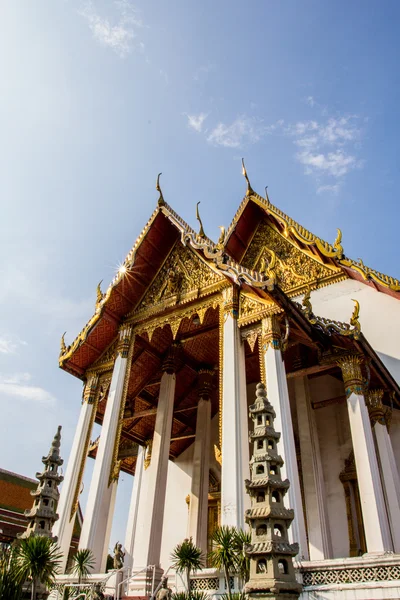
[1,0,399,552]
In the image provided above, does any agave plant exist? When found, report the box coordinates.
[70,548,95,585]
[13,535,62,600]
[170,538,204,592]
[208,526,239,600]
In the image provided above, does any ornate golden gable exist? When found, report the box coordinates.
[241,220,345,296]
[133,242,225,319]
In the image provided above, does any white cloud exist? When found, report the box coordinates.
[79,0,143,58]
[286,114,364,192]
[317,183,341,195]
[0,373,56,406]
[187,113,208,133]
[297,150,358,178]
[207,115,274,149]
[0,335,27,354]
[306,96,315,107]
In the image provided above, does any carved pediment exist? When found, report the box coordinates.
[238,292,280,327]
[135,243,224,316]
[241,220,342,296]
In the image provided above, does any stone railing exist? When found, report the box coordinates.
[298,554,400,595]
[175,569,238,597]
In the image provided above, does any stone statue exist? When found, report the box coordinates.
[156,577,172,600]
[113,542,125,570]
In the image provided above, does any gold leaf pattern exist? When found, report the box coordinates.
[138,243,223,310]
[241,221,337,295]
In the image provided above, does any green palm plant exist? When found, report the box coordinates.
[208,526,238,600]
[170,537,204,592]
[13,535,62,600]
[232,528,251,585]
[70,548,95,585]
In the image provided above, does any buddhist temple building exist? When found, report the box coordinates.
[55,166,400,598]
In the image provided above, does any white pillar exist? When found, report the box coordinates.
[124,445,145,570]
[79,326,133,572]
[368,390,400,553]
[221,288,250,529]
[132,364,176,569]
[338,357,392,553]
[188,370,212,553]
[295,376,332,560]
[53,374,99,573]
[261,316,309,560]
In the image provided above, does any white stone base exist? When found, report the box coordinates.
[299,554,400,600]
[125,566,163,597]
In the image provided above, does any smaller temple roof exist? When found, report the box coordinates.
[224,168,400,297]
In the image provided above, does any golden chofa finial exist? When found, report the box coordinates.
[334,228,344,259]
[216,225,226,250]
[196,201,205,238]
[350,299,361,337]
[241,158,253,196]
[302,287,313,318]
[156,172,165,207]
[60,332,67,356]
[265,186,270,205]
[96,280,103,308]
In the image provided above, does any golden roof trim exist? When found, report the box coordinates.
[226,189,400,293]
[59,200,275,370]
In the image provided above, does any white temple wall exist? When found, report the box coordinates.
[310,374,352,558]
[160,414,220,569]
[307,279,400,382]
[160,444,193,569]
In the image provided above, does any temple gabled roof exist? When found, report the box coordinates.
[59,172,400,382]
[224,171,400,298]
[59,196,272,377]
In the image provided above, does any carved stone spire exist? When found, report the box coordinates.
[19,426,64,541]
[244,383,301,600]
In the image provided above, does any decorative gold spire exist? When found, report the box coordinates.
[302,287,313,318]
[216,225,226,250]
[334,228,344,259]
[60,332,67,356]
[156,172,165,207]
[241,158,253,196]
[196,201,205,238]
[350,299,361,335]
[96,280,103,308]
[265,185,270,204]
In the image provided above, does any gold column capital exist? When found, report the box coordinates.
[367,389,391,429]
[261,315,282,351]
[162,343,182,374]
[337,355,363,398]
[82,373,99,404]
[197,368,214,401]
[222,286,239,318]
[117,325,134,358]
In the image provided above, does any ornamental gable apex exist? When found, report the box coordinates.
[131,240,226,321]
[225,189,400,298]
[240,216,344,297]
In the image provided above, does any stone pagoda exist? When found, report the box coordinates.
[19,426,64,541]
[244,383,301,600]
